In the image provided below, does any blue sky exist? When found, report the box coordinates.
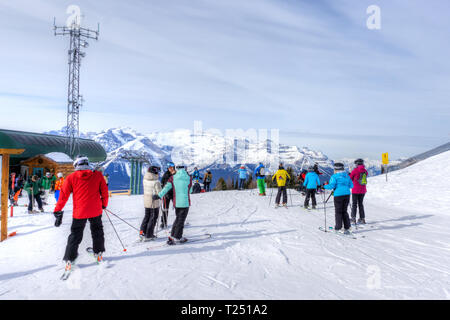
[0,0,449,160]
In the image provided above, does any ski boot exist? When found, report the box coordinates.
[343,229,351,235]
[350,217,357,225]
[358,218,366,224]
[94,252,103,264]
[167,236,176,245]
[139,230,145,241]
[179,237,188,243]
[312,205,316,210]
[28,210,34,214]
[274,203,280,208]
[39,208,44,213]
[144,235,157,242]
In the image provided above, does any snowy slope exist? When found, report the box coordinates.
[1,153,449,299]
[368,150,450,215]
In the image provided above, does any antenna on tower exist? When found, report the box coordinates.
[53,15,99,159]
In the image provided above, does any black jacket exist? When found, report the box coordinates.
[161,170,174,198]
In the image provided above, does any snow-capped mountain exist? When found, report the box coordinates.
[45,127,386,190]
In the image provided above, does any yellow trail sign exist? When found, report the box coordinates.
[382,153,389,165]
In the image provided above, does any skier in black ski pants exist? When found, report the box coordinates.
[141,166,162,240]
[160,163,176,228]
[324,163,354,232]
[153,165,193,245]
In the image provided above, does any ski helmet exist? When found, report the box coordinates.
[167,162,175,168]
[308,165,315,172]
[334,162,345,171]
[57,172,63,178]
[148,166,161,174]
[354,158,364,165]
[46,172,51,177]
[73,155,89,168]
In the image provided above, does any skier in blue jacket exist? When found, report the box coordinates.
[254,163,266,195]
[192,167,200,182]
[303,166,320,209]
[324,162,354,234]
[238,165,247,190]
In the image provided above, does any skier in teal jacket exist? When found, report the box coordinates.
[153,165,193,245]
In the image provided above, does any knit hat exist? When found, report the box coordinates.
[334,163,345,171]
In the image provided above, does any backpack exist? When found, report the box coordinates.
[358,171,368,185]
[258,167,265,177]
[205,175,211,183]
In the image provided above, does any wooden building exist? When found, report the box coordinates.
[20,152,75,178]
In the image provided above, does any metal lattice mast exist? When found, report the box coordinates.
[54,19,99,159]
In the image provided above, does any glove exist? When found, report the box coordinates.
[152,194,161,201]
[102,205,106,209]
[54,211,63,227]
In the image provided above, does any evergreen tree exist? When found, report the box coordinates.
[286,167,296,189]
[226,177,233,189]
[215,177,227,191]
[244,175,253,189]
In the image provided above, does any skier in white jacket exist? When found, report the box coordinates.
[140,166,162,241]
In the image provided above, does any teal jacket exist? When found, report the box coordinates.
[324,172,353,197]
[158,169,193,208]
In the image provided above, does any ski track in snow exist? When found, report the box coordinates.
[1,157,450,300]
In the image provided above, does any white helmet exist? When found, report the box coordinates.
[73,156,89,167]
[57,172,63,178]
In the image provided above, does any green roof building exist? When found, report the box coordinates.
[0,129,106,167]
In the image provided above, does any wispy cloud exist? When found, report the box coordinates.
[0,0,448,159]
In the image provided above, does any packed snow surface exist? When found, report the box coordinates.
[1,152,450,299]
[44,152,73,163]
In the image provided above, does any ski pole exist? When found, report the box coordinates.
[104,208,140,232]
[268,186,274,206]
[104,209,127,252]
[160,199,170,237]
[325,191,333,204]
[288,187,293,207]
[323,189,327,232]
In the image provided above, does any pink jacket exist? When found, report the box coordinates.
[349,165,368,194]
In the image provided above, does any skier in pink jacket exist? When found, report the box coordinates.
[349,159,368,224]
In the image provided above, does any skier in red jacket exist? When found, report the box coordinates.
[54,156,109,270]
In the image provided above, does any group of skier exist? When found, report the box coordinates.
[49,154,368,276]
[15,171,65,213]
[254,159,368,235]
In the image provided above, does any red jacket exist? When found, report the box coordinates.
[54,170,109,219]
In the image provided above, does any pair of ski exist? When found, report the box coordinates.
[60,247,104,280]
[146,233,212,250]
[274,204,288,209]
[318,226,365,239]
